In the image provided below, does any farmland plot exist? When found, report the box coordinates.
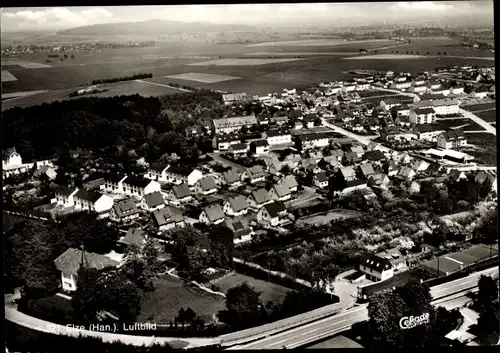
[474,110,496,123]
[1,70,18,82]
[189,58,306,66]
[166,72,240,83]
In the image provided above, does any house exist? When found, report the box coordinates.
[282,153,302,169]
[3,147,22,166]
[146,163,170,182]
[223,195,249,216]
[199,204,226,225]
[379,126,400,142]
[262,129,292,146]
[367,173,390,189]
[213,115,257,134]
[359,254,394,282]
[431,98,460,115]
[269,183,292,201]
[104,174,128,194]
[140,191,165,212]
[450,85,465,95]
[390,105,411,118]
[242,166,265,184]
[471,89,490,99]
[212,134,241,151]
[281,175,298,192]
[392,151,412,164]
[396,166,416,181]
[263,156,283,176]
[338,179,368,195]
[376,248,407,272]
[408,84,428,94]
[350,145,365,157]
[257,201,288,227]
[33,165,57,180]
[409,108,436,125]
[437,130,467,149]
[270,116,289,126]
[164,165,203,186]
[109,198,140,223]
[384,160,399,177]
[54,248,119,292]
[122,176,161,198]
[358,163,375,180]
[223,169,243,188]
[362,150,386,163]
[151,206,185,231]
[411,159,430,172]
[247,188,273,210]
[390,81,411,90]
[314,172,329,188]
[309,151,324,163]
[73,189,114,215]
[448,169,468,182]
[295,133,330,150]
[194,176,218,195]
[250,140,270,155]
[339,166,357,182]
[222,92,248,106]
[226,218,253,245]
[167,183,193,205]
[229,143,249,155]
[380,98,403,111]
[413,124,445,142]
[117,228,146,249]
[343,151,361,165]
[54,187,79,207]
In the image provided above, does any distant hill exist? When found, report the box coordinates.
[57,20,258,36]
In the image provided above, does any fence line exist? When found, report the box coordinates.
[3,210,60,223]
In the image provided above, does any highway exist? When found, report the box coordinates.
[230,266,498,349]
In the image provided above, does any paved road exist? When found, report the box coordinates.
[135,79,192,92]
[208,152,246,172]
[371,86,418,99]
[459,108,496,135]
[233,267,498,349]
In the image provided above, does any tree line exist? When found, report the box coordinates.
[91,73,153,85]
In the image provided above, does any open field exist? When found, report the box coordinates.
[464,133,497,165]
[137,275,226,324]
[245,39,395,47]
[1,89,49,99]
[296,209,361,226]
[474,110,496,123]
[462,102,497,112]
[433,119,486,132]
[2,70,18,82]
[212,273,292,305]
[346,54,425,60]
[165,72,240,83]
[189,58,306,66]
[2,60,52,69]
[244,51,359,56]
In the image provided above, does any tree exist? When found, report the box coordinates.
[476,275,498,313]
[224,282,263,324]
[72,267,104,322]
[100,272,141,322]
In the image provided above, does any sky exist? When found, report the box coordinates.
[0,2,494,32]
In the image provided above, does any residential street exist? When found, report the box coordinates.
[207,152,246,172]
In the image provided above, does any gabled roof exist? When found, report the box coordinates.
[344,151,361,162]
[216,134,241,143]
[213,115,257,128]
[112,198,139,218]
[150,163,169,173]
[118,228,146,246]
[359,163,375,177]
[202,204,225,222]
[172,183,192,199]
[345,179,366,188]
[265,129,291,138]
[56,187,78,197]
[263,201,287,218]
[105,174,127,183]
[246,165,265,178]
[315,172,328,182]
[124,176,152,188]
[441,129,465,141]
[74,189,104,203]
[397,166,415,178]
[33,165,55,177]
[153,206,184,226]
[166,165,193,177]
[251,188,271,204]
[143,191,165,208]
[229,143,248,151]
[54,248,119,276]
[197,176,217,191]
[361,253,392,272]
[227,195,249,212]
[362,150,386,161]
[282,175,298,189]
[368,173,389,185]
[340,166,356,180]
[273,182,291,197]
[223,169,241,184]
[413,107,436,115]
[252,139,269,147]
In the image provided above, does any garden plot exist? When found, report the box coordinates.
[189,58,305,66]
[297,210,360,226]
[2,70,18,82]
[165,72,240,83]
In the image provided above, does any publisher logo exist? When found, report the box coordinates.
[399,313,430,329]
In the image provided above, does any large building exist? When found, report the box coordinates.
[213,115,258,134]
[413,98,459,116]
[409,108,436,125]
[437,130,467,149]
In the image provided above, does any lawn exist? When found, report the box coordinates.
[433,119,485,131]
[296,209,361,226]
[137,275,226,324]
[212,272,293,305]
[474,109,497,123]
[462,102,497,112]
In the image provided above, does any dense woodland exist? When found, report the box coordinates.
[91,73,153,85]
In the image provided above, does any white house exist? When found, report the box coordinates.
[296,133,329,150]
[2,147,54,179]
[122,176,161,198]
[257,202,288,227]
[262,129,292,146]
[73,189,114,215]
[389,81,411,90]
[109,198,140,223]
[199,204,226,225]
[54,248,119,292]
[409,108,436,125]
[437,130,467,149]
[194,176,218,195]
[314,172,329,188]
[54,187,79,207]
[268,183,292,201]
[228,143,249,155]
[250,140,270,155]
[140,191,165,212]
[241,166,265,184]
[247,188,273,210]
[223,195,249,217]
[212,134,241,151]
[167,183,193,205]
[104,174,128,194]
[164,165,203,186]
[3,148,22,166]
[146,163,170,182]
[359,254,394,282]
[431,98,460,115]
[151,206,185,232]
